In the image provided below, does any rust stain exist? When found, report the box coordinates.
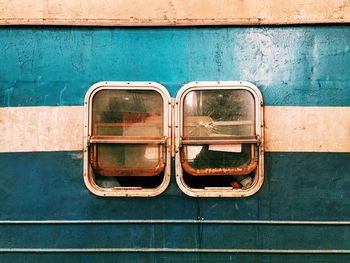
[180,145,257,176]
[91,164,165,176]
[181,158,257,176]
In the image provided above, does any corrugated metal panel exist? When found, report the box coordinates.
[0,0,350,26]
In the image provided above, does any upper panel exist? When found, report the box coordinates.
[1,0,350,26]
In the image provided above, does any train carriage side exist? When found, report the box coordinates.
[0,1,350,262]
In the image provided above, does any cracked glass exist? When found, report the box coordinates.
[183,89,255,138]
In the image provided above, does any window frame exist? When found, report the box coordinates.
[83,81,172,197]
[175,81,264,197]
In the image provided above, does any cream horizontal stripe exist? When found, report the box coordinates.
[0,106,349,153]
[0,106,83,153]
[265,106,350,152]
[0,0,349,26]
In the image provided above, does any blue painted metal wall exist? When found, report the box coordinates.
[1,26,350,262]
[1,26,350,107]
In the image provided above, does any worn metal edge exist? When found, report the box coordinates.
[1,18,350,26]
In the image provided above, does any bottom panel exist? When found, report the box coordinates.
[1,252,350,263]
[0,151,350,220]
[1,224,350,250]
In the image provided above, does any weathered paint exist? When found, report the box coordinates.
[0,151,350,220]
[264,106,350,152]
[0,0,350,26]
[1,26,350,107]
[1,24,350,261]
[0,106,83,152]
[1,105,350,153]
[0,151,350,260]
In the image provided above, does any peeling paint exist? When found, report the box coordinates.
[0,106,83,152]
[265,106,350,152]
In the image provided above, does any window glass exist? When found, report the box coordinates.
[91,144,163,176]
[92,90,163,136]
[183,90,255,137]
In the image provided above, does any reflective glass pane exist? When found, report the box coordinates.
[92,90,163,136]
[183,89,255,137]
[92,144,164,176]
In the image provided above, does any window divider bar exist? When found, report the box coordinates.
[181,138,259,145]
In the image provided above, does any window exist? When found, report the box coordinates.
[175,81,264,197]
[83,82,171,197]
[84,81,264,198]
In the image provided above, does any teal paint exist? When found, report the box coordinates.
[0,26,350,107]
[0,151,349,221]
[1,151,350,257]
[1,224,350,249]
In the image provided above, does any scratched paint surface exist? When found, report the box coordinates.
[1,26,350,107]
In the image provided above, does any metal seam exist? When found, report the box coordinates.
[1,220,350,225]
[0,248,350,253]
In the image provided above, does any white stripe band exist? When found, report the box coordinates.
[265,106,350,152]
[0,106,349,153]
[0,106,83,153]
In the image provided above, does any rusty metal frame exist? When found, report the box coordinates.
[181,136,259,145]
[90,143,166,176]
[175,81,264,197]
[181,144,257,176]
[83,81,172,197]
